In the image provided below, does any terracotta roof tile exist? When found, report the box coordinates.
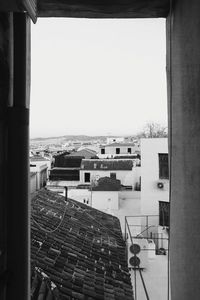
[101,143,136,148]
[81,159,133,171]
[31,189,134,299]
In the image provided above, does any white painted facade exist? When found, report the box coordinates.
[30,163,48,190]
[140,138,169,219]
[80,167,141,188]
[67,188,141,228]
[30,157,51,179]
[68,188,91,205]
[67,188,118,212]
[98,143,139,159]
[92,191,119,212]
[30,172,37,193]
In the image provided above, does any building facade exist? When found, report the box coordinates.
[98,142,140,159]
[80,159,141,189]
[140,138,169,250]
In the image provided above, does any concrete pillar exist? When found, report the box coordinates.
[167,1,200,299]
[0,12,13,300]
[0,12,30,300]
[6,13,31,300]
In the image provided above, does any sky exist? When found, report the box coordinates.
[30,18,167,138]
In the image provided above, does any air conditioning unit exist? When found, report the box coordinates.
[157,181,164,189]
[127,238,149,269]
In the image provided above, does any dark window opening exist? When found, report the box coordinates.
[84,172,90,183]
[101,148,105,154]
[159,201,170,227]
[110,172,116,180]
[128,148,132,154]
[116,148,120,154]
[159,153,169,179]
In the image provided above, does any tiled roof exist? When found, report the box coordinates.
[31,267,59,300]
[68,149,97,159]
[101,143,136,148]
[81,159,133,171]
[49,168,79,181]
[31,189,133,300]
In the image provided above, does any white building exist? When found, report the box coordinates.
[30,172,37,194]
[140,138,169,249]
[30,155,50,190]
[80,159,141,189]
[68,188,119,212]
[98,142,140,159]
[30,163,48,190]
[30,155,51,178]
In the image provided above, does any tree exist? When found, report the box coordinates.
[137,122,168,138]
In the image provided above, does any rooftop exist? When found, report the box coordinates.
[81,159,133,171]
[31,189,134,299]
[101,143,136,148]
[68,149,97,159]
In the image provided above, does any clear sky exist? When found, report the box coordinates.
[30,18,167,138]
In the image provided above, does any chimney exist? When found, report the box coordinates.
[64,186,68,202]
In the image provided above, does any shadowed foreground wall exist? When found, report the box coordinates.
[168,0,200,299]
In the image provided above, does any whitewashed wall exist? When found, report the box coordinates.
[141,138,169,217]
[80,168,140,187]
[30,159,51,178]
[68,189,91,205]
[92,191,119,212]
[30,173,37,193]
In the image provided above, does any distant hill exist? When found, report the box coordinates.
[30,135,110,143]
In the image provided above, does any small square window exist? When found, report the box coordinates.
[116,148,120,154]
[159,153,169,179]
[101,148,105,154]
[159,201,170,227]
[110,173,116,180]
[84,172,90,182]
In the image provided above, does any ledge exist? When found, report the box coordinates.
[37,0,170,18]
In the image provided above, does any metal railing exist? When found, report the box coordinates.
[125,215,170,300]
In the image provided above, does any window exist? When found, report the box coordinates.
[101,148,105,154]
[159,153,169,179]
[159,201,170,227]
[127,148,132,154]
[84,172,90,182]
[110,172,116,179]
[116,148,120,154]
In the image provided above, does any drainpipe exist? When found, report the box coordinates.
[65,186,68,201]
